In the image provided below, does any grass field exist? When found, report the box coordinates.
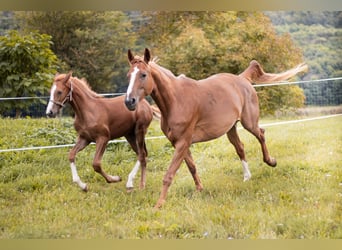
[0,113,341,239]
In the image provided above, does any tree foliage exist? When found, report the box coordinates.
[0,30,58,117]
[266,11,342,105]
[138,11,306,115]
[16,11,135,92]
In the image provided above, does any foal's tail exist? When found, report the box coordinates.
[151,105,161,121]
[239,60,308,84]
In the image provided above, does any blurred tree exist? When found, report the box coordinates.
[16,11,135,92]
[266,11,342,105]
[138,11,306,115]
[0,11,19,35]
[0,30,58,117]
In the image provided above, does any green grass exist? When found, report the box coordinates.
[0,114,341,239]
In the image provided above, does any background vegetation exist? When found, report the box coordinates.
[0,30,58,117]
[0,11,341,239]
[0,115,341,238]
[1,11,340,117]
[266,11,342,106]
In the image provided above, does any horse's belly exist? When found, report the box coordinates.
[192,118,237,143]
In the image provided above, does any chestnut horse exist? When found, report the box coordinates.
[46,72,157,191]
[125,48,307,208]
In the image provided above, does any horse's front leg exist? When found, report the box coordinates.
[69,137,90,191]
[93,137,122,183]
[184,149,203,191]
[155,139,190,209]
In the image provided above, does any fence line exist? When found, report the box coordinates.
[0,93,125,101]
[1,114,341,153]
[0,77,341,101]
[253,77,342,88]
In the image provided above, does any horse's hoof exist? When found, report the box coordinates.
[265,158,277,167]
[270,158,277,167]
[109,175,122,183]
[82,185,88,192]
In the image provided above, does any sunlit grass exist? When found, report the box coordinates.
[0,114,341,239]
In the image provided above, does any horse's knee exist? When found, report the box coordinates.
[92,161,102,173]
[69,151,76,163]
[162,175,173,187]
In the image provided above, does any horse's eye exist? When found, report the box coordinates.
[57,91,62,96]
[141,73,147,79]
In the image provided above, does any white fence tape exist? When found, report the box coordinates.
[0,114,341,153]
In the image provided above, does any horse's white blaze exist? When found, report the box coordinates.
[46,84,56,115]
[126,66,139,100]
[70,162,87,190]
[242,160,251,182]
[126,160,140,189]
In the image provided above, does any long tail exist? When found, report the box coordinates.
[239,60,308,84]
[151,105,161,121]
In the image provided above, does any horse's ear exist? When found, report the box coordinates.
[128,49,134,64]
[144,48,151,64]
[63,72,72,85]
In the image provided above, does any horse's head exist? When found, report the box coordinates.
[46,72,73,117]
[125,48,153,111]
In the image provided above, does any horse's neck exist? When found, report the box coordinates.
[150,66,178,117]
[69,81,95,121]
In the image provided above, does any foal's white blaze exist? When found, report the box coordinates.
[70,162,87,190]
[46,84,56,115]
[126,160,141,189]
[242,160,251,182]
[126,66,139,100]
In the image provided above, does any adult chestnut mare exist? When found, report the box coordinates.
[46,72,157,191]
[125,48,307,208]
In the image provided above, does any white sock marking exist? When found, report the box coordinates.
[46,84,56,115]
[126,66,139,100]
[126,160,140,189]
[70,162,87,190]
[242,160,252,182]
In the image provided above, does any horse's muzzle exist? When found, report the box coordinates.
[46,110,57,118]
[125,97,137,111]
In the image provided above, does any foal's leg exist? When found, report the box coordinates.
[227,124,251,181]
[184,149,203,191]
[93,136,122,183]
[69,137,90,191]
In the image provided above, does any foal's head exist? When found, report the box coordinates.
[125,48,153,111]
[46,73,73,117]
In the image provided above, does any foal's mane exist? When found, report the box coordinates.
[72,77,102,98]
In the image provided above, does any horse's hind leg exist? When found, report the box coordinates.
[184,149,203,191]
[69,137,90,191]
[241,109,277,167]
[256,127,277,167]
[93,137,122,183]
[125,132,147,190]
[227,124,252,181]
[136,135,148,190]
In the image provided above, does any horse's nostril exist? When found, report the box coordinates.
[125,98,137,111]
[47,111,54,118]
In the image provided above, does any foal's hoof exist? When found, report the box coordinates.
[126,187,134,193]
[109,175,122,183]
